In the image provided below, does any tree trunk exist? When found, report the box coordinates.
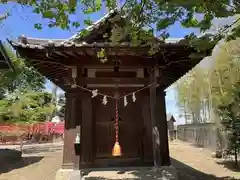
[234,144,238,167]
[183,100,188,124]
[208,73,213,122]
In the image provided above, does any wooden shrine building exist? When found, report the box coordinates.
[9,10,210,177]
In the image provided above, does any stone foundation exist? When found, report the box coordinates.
[151,166,178,180]
[55,169,76,180]
[56,167,178,180]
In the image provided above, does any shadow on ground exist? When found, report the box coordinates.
[78,158,237,180]
[22,146,62,154]
[171,158,236,180]
[216,160,240,172]
[0,156,43,174]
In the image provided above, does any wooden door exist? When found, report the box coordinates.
[94,97,143,159]
[94,98,115,158]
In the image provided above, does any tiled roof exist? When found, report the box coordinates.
[8,9,184,49]
[167,113,176,122]
[66,9,119,42]
[9,38,184,49]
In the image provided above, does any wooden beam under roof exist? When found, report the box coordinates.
[78,77,149,85]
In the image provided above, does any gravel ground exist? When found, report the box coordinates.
[0,140,239,180]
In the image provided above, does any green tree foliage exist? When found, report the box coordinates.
[1,0,240,51]
[176,67,210,123]
[0,45,56,123]
[57,93,65,116]
[176,39,240,123]
[217,85,240,167]
[205,39,240,124]
[0,91,56,123]
[0,45,45,97]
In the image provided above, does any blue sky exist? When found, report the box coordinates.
[0,2,203,124]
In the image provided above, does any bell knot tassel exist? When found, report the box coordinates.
[112,141,122,157]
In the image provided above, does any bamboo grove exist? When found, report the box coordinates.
[175,39,240,166]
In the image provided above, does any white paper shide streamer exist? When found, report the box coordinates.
[74,80,153,107]
[132,92,136,102]
[124,96,128,107]
[91,89,98,98]
[102,95,108,105]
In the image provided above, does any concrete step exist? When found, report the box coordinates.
[68,167,178,180]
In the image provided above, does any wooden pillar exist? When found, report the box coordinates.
[62,89,81,169]
[156,88,170,166]
[141,95,153,163]
[75,91,82,169]
[80,92,93,166]
[149,69,170,167]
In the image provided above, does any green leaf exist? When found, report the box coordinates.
[105,0,117,10]
[33,7,40,14]
[83,7,95,14]
[95,0,102,11]
[72,21,80,28]
[76,29,90,39]
[156,18,174,30]
[42,10,55,19]
[68,0,77,10]
[97,48,106,58]
[84,19,93,26]
[181,16,200,28]
[34,23,42,30]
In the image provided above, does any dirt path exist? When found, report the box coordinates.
[170,140,239,179]
[0,141,239,180]
[0,143,63,180]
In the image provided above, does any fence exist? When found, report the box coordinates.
[0,122,64,144]
[177,123,228,151]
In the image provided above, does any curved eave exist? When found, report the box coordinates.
[9,39,208,90]
[9,39,191,50]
